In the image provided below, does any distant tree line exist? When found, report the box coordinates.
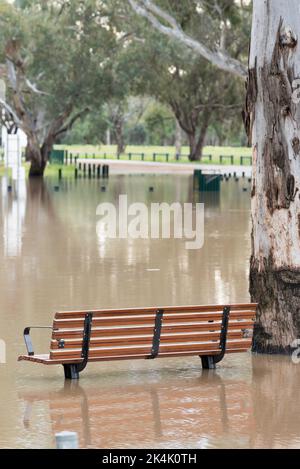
[0,0,251,175]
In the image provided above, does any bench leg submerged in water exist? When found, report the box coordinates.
[201,356,216,370]
[63,353,221,378]
[200,306,231,370]
[63,364,80,380]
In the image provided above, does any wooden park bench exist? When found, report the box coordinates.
[18,303,257,380]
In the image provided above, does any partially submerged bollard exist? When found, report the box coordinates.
[102,165,109,178]
[55,431,78,449]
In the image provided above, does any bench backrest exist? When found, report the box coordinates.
[49,304,257,362]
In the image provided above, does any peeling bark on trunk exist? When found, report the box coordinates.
[245,0,300,353]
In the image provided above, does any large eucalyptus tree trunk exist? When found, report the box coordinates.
[25,131,57,177]
[26,138,48,177]
[245,0,300,353]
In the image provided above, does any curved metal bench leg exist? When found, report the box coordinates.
[62,313,93,380]
[201,306,231,370]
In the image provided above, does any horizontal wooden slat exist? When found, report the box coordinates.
[51,320,255,340]
[50,330,250,350]
[54,303,257,319]
[53,311,256,330]
[49,339,252,360]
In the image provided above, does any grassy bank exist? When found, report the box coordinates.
[0,162,75,179]
[55,144,252,166]
[0,144,253,181]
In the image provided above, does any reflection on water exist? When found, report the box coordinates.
[1,176,26,258]
[1,174,296,449]
[16,354,300,449]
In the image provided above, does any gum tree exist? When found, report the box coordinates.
[0,0,116,176]
[113,0,248,161]
[125,38,243,160]
[128,0,300,353]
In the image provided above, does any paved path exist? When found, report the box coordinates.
[77,158,252,177]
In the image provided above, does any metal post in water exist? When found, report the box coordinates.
[102,165,109,178]
[55,431,78,449]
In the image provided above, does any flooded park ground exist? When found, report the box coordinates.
[0,173,299,449]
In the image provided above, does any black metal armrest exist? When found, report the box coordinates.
[23,326,52,356]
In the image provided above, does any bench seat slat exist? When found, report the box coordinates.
[19,345,251,366]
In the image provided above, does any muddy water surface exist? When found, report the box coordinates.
[0,174,298,449]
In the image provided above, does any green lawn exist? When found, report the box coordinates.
[55,144,252,166]
[0,162,76,179]
[0,144,253,180]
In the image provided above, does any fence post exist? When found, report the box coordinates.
[153,153,156,162]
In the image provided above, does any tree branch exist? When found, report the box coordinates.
[54,107,90,139]
[127,0,247,80]
[195,103,243,110]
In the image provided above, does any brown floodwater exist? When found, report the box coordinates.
[0,173,299,449]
